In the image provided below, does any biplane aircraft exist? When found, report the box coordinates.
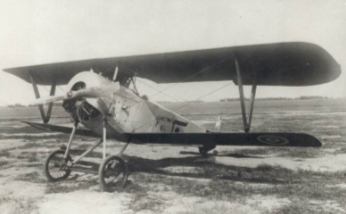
[3,42,341,191]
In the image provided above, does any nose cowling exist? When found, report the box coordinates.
[67,71,110,93]
[28,70,119,122]
[63,71,119,121]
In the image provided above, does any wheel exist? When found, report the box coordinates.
[99,155,128,192]
[44,150,72,182]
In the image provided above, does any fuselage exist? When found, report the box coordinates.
[63,71,206,140]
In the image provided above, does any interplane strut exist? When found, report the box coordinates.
[234,59,257,133]
[30,73,56,124]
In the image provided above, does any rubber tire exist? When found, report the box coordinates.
[99,155,128,192]
[44,150,72,182]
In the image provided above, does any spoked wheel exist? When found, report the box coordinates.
[44,150,72,182]
[99,155,128,192]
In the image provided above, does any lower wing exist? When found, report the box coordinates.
[24,121,321,147]
[125,133,321,147]
[23,121,98,137]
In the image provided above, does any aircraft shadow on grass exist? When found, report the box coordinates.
[68,149,288,185]
[123,152,288,185]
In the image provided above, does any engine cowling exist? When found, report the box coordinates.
[63,71,119,122]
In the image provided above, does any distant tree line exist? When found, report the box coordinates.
[7,103,62,108]
[219,96,329,102]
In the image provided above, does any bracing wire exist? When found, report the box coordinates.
[142,64,217,99]
[129,81,233,131]
[137,77,233,111]
[135,78,188,103]
[174,81,233,111]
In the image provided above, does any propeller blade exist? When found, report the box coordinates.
[28,95,68,106]
[28,87,104,106]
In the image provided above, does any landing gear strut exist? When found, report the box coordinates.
[44,120,130,192]
[98,120,130,191]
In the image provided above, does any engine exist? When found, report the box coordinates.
[62,71,112,122]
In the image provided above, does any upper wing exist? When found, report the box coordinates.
[4,42,340,86]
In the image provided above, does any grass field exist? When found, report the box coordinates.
[0,98,345,214]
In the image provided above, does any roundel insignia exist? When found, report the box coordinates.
[257,135,289,146]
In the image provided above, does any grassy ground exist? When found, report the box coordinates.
[0,98,345,213]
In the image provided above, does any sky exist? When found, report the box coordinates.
[0,0,345,105]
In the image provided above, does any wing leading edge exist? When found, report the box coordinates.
[4,42,340,86]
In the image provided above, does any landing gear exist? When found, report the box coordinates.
[99,155,128,192]
[44,119,130,192]
[99,139,130,191]
[44,121,77,182]
[44,150,72,182]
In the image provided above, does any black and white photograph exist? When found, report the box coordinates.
[0,0,345,213]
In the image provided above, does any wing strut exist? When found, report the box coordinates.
[29,73,56,124]
[235,59,257,133]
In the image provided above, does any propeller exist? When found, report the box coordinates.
[28,87,101,106]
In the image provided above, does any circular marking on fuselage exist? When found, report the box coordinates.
[257,135,289,146]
